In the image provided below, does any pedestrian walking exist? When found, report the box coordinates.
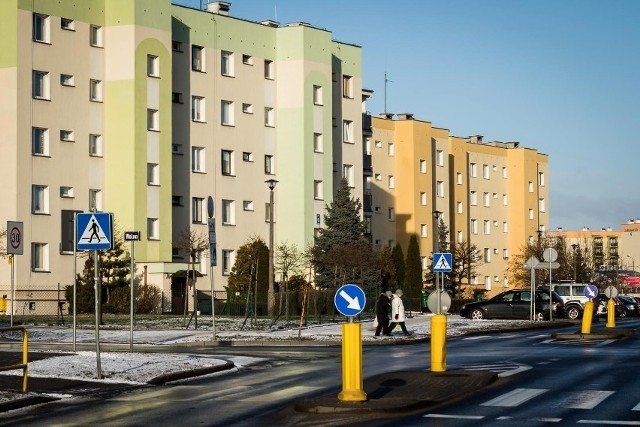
[374,291,392,336]
[388,289,412,336]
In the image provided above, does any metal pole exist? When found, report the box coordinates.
[211,265,215,340]
[268,187,275,317]
[94,249,102,379]
[10,255,14,327]
[129,240,134,352]
[530,267,535,321]
[73,213,77,351]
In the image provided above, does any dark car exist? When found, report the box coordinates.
[614,296,640,317]
[459,289,564,321]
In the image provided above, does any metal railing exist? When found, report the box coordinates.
[0,326,29,393]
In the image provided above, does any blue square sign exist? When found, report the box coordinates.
[76,212,113,251]
[433,252,453,272]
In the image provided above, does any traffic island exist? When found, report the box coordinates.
[552,327,636,341]
[294,369,497,414]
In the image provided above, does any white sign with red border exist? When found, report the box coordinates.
[7,221,23,255]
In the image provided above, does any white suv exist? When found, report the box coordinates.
[551,283,606,320]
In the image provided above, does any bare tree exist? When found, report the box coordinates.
[274,241,305,322]
[175,228,209,326]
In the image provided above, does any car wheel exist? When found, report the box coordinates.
[566,306,582,320]
[469,309,485,320]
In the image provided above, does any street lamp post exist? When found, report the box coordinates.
[571,244,578,283]
[627,254,635,272]
[432,210,442,254]
[265,179,278,318]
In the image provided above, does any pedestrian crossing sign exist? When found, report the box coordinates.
[433,252,453,272]
[76,212,113,251]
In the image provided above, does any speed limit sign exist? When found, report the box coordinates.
[7,221,23,255]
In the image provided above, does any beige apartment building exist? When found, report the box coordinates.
[370,114,549,297]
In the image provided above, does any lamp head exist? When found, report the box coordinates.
[265,179,279,190]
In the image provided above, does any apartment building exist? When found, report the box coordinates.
[370,114,549,296]
[0,0,363,314]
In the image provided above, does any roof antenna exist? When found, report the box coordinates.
[274,5,278,22]
[384,71,392,114]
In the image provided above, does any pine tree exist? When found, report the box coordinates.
[312,178,370,288]
[404,234,423,308]
[226,236,270,314]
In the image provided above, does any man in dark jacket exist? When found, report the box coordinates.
[374,291,392,336]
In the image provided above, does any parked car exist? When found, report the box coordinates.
[615,296,640,317]
[546,283,606,320]
[459,289,564,321]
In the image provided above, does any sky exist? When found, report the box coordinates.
[175,0,640,231]
[0,314,529,404]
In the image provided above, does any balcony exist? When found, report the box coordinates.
[363,154,372,176]
[363,192,373,213]
[362,113,372,136]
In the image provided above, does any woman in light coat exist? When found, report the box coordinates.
[388,289,412,336]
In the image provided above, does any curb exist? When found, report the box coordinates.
[147,360,235,385]
[0,395,60,413]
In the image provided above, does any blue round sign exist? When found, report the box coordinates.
[584,284,598,299]
[334,284,366,317]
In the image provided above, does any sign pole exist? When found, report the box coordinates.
[130,239,135,352]
[207,196,216,341]
[10,256,14,327]
[73,213,77,351]
[94,249,102,379]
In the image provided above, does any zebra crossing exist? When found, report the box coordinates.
[423,387,640,424]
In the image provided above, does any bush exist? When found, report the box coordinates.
[136,282,161,314]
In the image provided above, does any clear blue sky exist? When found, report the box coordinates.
[176,0,640,231]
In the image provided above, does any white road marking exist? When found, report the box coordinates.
[481,388,547,407]
[497,416,562,422]
[578,421,640,425]
[558,390,615,409]
[424,414,484,420]
[633,401,640,411]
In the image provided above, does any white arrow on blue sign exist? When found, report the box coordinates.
[334,284,366,317]
[584,284,598,299]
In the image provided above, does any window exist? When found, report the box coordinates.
[484,248,491,263]
[222,249,233,275]
[419,160,427,173]
[529,209,534,220]
[243,200,254,211]
[32,127,49,156]
[242,152,253,162]
[375,140,382,148]
[503,194,508,206]
[502,167,508,178]
[192,197,204,223]
[172,40,183,52]
[192,45,204,71]
[172,195,183,206]
[313,85,323,105]
[147,163,159,185]
[538,172,545,186]
[147,55,159,77]
[388,208,395,221]
[457,201,463,214]
[60,17,75,30]
[388,175,395,189]
[242,103,253,114]
[343,165,354,187]
[420,224,427,237]
[60,74,74,86]
[313,133,323,153]
[191,96,205,122]
[90,79,102,102]
[457,231,463,243]
[242,54,253,65]
[342,75,353,98]
[470,191,477,206]
[420,192,427,206]
[221,150,234,175]
[264,155,274,174]
[503,249,509,259]
[374,173,381,181]
[483,192,490,207]
[314,180,323,200]
[484,220,491,235]
[33,14,50,43]
[539,198,546,212]
[469,163,477,178]
[147,109,159,130]
[33,70,50,99]
[172,144,183,155]
[221,100,234,125]
[436,181,444,198]
[264,107,275,127]
[503,222,508,233]
[528,181,534,192]
[436,150,444,166]
[89,134,102,156]
[60,130,74,142]
[60,186,74,198]
[342,120,353,143]
[264,59,274,79]
[172,92,183,104]
[147,218,159,240]
[32,243,49,271]
[89,189,102,211]
[90,25,103,47]
[221,50,234,76]
[388,143,395,156]
[471,219,478,234]
[222,200,235,225]
[483,164,490,179]
[192,147,205,172]
[32,185,49,214]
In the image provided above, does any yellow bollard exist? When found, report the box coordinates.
[430,314,447,372]
[580,301,594,334]
[606,298,616,328]
[337,322,367,402]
